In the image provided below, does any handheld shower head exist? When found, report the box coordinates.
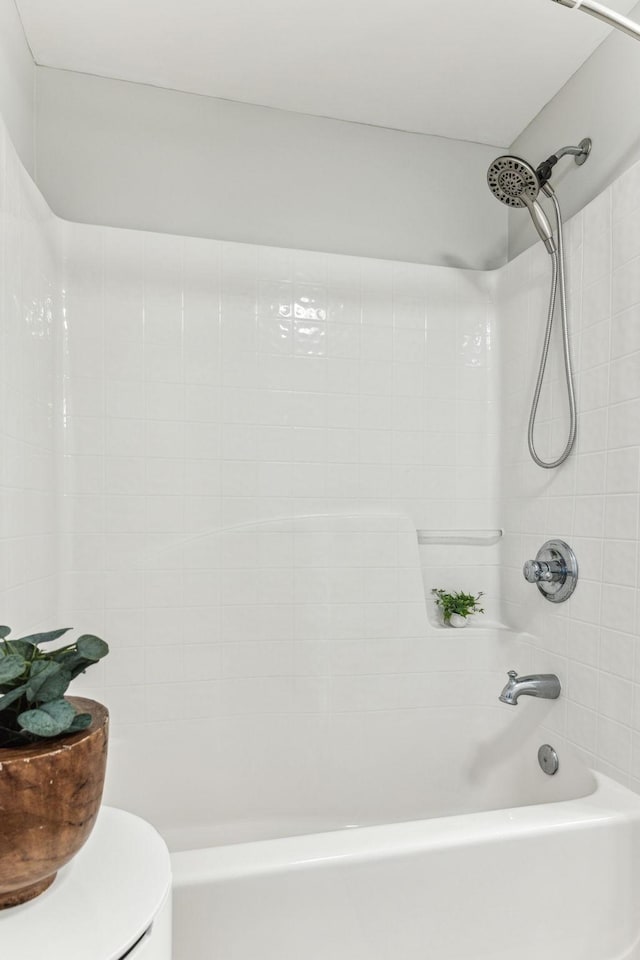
[487,155,557,254]
[487,155,539,208]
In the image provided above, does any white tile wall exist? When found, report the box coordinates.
[497,157,640,790]
[0,118,60,632]
[5,101,640,803]
[57,223,501,726]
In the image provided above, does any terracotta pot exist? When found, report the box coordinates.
[0,697,109,909]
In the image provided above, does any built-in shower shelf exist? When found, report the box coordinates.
[417,529,503,546]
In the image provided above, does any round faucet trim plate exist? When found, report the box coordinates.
[522,539,578,603]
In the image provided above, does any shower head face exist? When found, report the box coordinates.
[487,154,556,255]
[487,156,540,209]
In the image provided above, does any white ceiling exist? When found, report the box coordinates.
[15,0,640,146]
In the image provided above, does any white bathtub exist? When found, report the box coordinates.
[172,775,640,960]
[104,700,640,959]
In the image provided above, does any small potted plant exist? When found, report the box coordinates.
[0,625,109,908]
[431,589,485,628]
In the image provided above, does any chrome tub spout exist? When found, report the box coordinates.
[499,670,561,705]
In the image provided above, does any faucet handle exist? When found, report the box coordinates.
[507,670,518,679]
[523,559,562,582]
[523,559,542,582]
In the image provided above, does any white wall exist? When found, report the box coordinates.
[57,221,501,728]
[497,159,640,789]
[0,116,60,632]
[34,67,507,270]
[509,0,640,259]
[0,0,35,175]
[6,79,640,803]
[0,110,509,801]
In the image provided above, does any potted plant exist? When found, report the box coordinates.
[431,589,485,628]
[0,625,109,909]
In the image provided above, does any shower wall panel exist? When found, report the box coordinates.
[496,159,640,789]
[58,225,499,727]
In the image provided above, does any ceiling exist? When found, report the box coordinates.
[15,0,640,146]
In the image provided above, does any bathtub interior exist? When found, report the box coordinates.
[104,692,595,850]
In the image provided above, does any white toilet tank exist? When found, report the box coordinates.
[0,806,172,960]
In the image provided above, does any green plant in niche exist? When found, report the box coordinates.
[431,589,485,624]
[0,626,109,747]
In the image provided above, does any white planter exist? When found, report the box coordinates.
[448,613,468,628]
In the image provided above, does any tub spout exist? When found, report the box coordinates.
[499,670,561,705]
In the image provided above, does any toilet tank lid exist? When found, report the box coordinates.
[0,806,171,960]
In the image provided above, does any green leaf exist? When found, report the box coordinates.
[0,654,25,684]
[42,698,76,727]
[48,647,102,678]
[0,626,11,639]
[26,661,72,704]
[3,640,36,659]
[67,712,92,733]
[431,588,484,623]
[46,647,78,664]
[16,628,72,645]
[17,701,74,737]
[76,635,109,661]
[69,660,94,680]
[46,651,96,680]
[0,684,28,711]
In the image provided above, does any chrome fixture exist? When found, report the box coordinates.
[486,143,590,469]
[499,671,561,705]
[538,744,560,776]
[523,538,578,603]
[536,140,592,185]
[550,0,640,43]
[487,155,556,253]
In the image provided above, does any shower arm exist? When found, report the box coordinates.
[536,139,592,185]
[553,144,589,160]
[550,0,640,42]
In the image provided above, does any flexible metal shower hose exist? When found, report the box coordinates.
[527,187,577,469]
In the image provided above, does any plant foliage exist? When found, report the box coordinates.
[0,626,109,747]
[431,589,485,624]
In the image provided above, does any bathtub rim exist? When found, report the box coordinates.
[171,772,640,887]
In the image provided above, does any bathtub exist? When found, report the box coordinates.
[172,775,640,960]
[104,700,640,960]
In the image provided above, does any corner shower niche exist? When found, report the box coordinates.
[421,529,502,629]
